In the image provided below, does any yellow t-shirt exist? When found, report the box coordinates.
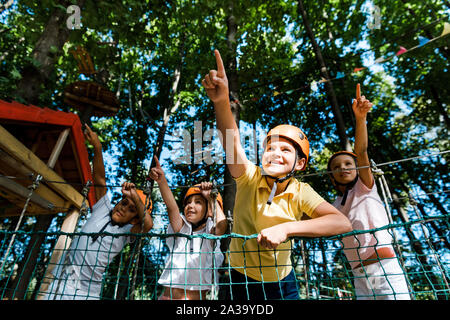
[228,162,325,282]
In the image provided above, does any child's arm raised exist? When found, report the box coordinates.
[122,182,154,234]
[200,182,228,236]
[353,83,374,189]
[83,125,107,201]
[202,50,248,178]
[212,198,227,236]
[148,156,183,232]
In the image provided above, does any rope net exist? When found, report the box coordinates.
[0,212,448,300]
[0,154,448,300]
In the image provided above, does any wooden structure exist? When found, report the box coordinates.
[0,99,96,213]
[64,46,120,123]
[64,80,119,119]
[0,99,96,298]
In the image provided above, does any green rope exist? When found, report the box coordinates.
[0,214,448,300]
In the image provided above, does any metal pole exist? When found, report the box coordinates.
[209,181,219,300]
[370,159,413,298]
[409,190,450,292]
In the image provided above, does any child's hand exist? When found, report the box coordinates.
[199,181,213,201]
[257,224,288,249]
[201,50,229,104]
[83,124,102,149]
[148,156,165,183]
[352,83,373,119]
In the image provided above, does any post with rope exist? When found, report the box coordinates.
[300,240,310,299]
[36,180,92,300]
[129,180,152,300]
[408,189,450,295]
[370,159,413,299]
[209,180,219,299]
[0,173,42,274]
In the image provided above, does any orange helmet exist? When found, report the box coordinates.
[136,189,153,215]
[263,124,310,169]
[184,184,223,210]
[327,151,357,173]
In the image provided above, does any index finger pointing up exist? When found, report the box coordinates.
[214,49,225,76]
[356,83,361,100]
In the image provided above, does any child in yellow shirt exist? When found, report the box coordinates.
[201,50,352,300]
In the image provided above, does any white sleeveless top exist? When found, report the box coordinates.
[158,215,224,291]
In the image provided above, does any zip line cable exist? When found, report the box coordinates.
[0,149,447,190]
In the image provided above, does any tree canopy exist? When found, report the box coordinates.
[0,0,448,300]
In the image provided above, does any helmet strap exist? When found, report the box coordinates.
[92,209,128,243]
[190,210,209,230]
[186,197,209,230]
[332,175,359,206]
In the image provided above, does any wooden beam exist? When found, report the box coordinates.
[36,208,80,300]
[0,149,71,216]
[43,130,66,183]
[0,207,53,217]
[47,128,70,169]
[0,176,54,210]
[0,124,84,208]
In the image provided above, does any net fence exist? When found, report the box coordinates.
[0,213,448,300]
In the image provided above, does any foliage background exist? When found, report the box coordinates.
[0,0,448,300]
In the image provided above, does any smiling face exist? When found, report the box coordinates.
[111,196,139,225]
[183,194,208,226]
[329,154,358,186]
[262,136,306,177]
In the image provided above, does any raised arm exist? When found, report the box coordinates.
[148,156,183,232]
[201,50,248,178]
[353,83,374,189]
[83,125,107,201]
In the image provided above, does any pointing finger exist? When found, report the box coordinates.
[214,50,225,76]
[356,83,361,100]
[153,155,161,167]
